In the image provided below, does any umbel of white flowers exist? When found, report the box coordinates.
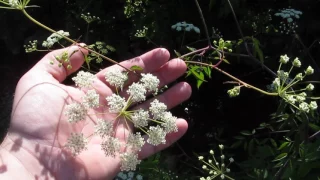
[64,68,178,171]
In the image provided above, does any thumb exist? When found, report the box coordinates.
[33,44,89,83]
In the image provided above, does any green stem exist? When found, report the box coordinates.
[21,9,132,72]
[185,61,278,96]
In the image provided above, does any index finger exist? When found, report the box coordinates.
[96,48,170,85]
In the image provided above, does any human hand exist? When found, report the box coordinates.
[0,45,191,180]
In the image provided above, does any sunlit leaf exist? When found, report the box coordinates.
[130,65,143,71]
[272,153,287,162]
[278,142,290,150]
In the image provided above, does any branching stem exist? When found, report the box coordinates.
[21,9,132,72]
[185,60,278,96]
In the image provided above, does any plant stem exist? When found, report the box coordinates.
[21,9,132,72]
[194,0,212,47]
[185,61,278,96]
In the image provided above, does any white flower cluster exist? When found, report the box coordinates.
[65,68,179,171]
[269,55,318,113]
[275,8,302,34]
[171,21,200,34]
[42,30,70,48]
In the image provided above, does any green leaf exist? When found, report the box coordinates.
[186,46,196,52]
[130,65,143,71]
[309,123,320,132]
[203,66,212,78]
[174,50,181,57]
[278,142,290,150]
[196,72,205,89]
[252,38,264,63]
[270,139,277,148]
[240,130,252,136]
[231,140,243,148]
[190,67,206,82]
[272,153,287,162]
[84,55,90,69]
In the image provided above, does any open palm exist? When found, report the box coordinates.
[1,45,191,180]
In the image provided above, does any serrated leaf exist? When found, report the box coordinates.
[196,72,205,89]
[130,65,143,71]
[272,153,287,162]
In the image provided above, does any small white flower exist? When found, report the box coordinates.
[65,133,88,155]
[292,57,301,67]
[8,0,19,8]
[127,132,145,152]
[82,89,100,108]
[94,119,114,138]
[105,69,128,89]
[149,99,167,119]
[127,83,147,102]
[120,152,141,171]
[286,95,296,104]
[309,101,318,110]
[131,109,149,128]
[219,144,224,150]
[305,66,314,75]
[65,103,87,123]
[140,73,160,93]
[160,112,178,133]
[72,70,95,88]
[229,157,234,163]
[101,136,121,157]
[280,54,290,64]
[295,73,303,81]
[147,126,167,146]
[306,83,315,91]
[106,94,126,113]
[299,102,310,113]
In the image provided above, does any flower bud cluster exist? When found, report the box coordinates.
[199,144,234,180]
[81,12,101,24]
[65,67,178,171]
[270,55,318,113]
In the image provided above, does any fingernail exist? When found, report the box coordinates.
[156,48,167,59]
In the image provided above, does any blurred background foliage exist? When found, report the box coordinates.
[1,0,320,179]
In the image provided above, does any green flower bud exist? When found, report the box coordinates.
[292,57,301,67]
[306,83,314,91]
[280,54,289,64]
[305,66,314,75]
